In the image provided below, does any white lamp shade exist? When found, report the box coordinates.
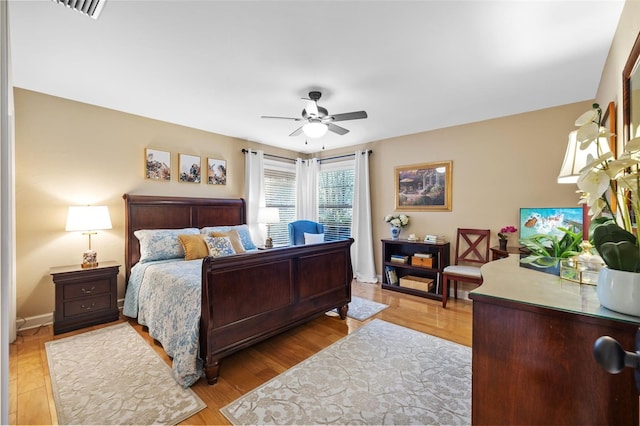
[303,121,328,138]
[257,207,280,224]
[557,130,612,184]
[65,205,113,231]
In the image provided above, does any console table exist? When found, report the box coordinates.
[469,256,639,425]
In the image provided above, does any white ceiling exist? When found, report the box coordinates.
[8,0,625,154]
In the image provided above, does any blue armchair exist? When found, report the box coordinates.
[288,220,325,246]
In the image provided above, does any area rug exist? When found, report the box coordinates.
[45,322,206,425]
[345,296,389,320]
[221,319,471,425]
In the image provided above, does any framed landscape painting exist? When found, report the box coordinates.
[207,158,227,185]
[145,148,171,181]
[395,161,452,211]
[179,153,201,183]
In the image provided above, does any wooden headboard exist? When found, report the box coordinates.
[123,194,246,281]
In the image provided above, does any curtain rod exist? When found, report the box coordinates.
[241,149,296,163]
[241,149,372,163]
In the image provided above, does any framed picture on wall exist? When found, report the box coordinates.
[207,158,227,185]
[179,153,201,183]
[145,148,171,181]
[395,161,452,211]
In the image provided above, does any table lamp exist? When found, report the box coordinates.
[257,207,280,248]
[65,205,112,268]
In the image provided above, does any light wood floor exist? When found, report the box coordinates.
[9,281,473,425]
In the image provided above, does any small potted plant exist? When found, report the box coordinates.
[497,226,517,250]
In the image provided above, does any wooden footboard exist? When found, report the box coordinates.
[199,238,354,384]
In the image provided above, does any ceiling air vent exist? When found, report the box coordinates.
[51,0,106,20]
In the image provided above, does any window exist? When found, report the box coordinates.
[263,159,296,245]
[318,159,355,241]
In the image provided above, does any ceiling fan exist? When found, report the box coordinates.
[261,91,368,138]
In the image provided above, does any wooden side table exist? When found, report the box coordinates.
[50,261,120,335]
[490,245,522,261]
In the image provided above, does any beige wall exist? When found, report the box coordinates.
[15,87,587,320]
[596,0,640,146]
[16,0,640,320]
[14,88,299,319]
[355,102,588,284]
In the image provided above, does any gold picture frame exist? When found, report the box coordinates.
[144,148,171,181]
[395,161,452,211]
[206,157,227,185]
[178,153,201,183]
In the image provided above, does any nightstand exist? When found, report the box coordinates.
[50,261,120,335]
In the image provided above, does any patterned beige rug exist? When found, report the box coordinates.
[45,322,206,425]
[346,296,389,320]
[221,319,471,425]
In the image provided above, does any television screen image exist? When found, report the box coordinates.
[519,207,583,240]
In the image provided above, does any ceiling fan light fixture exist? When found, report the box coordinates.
[303,121,328,138]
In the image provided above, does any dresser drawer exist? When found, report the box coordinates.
[63,278,111,300]
[64,294,113,317]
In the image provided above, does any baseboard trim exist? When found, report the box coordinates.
[17,298,126,331]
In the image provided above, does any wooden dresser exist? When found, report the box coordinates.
[470,256,639,425]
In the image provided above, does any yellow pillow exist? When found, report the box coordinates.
[177,234,209,260]
[209,230,246,253]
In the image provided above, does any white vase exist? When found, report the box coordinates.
[390,225,401,240]
[596,267,640,317]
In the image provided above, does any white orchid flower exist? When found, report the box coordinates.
[624,136,640,153]
[575,109,598,126]
[616,172,640,195]
[577,168,610,200]
[577,122,600,148]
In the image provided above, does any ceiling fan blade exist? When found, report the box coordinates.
[306,101,319,117]
[261,115,302,121]
[289,126,304,137]
[327,123,349,135]
[329,111,368,122]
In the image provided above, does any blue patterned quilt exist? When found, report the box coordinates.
[123,259,203,387]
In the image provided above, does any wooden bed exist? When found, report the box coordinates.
[123,194,354,384]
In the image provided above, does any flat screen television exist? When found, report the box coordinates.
[519,207,583,240]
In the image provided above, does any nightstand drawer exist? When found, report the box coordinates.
[64,294,112,317]
[63,278,111,300]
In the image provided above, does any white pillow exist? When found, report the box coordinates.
[304,232,325,244]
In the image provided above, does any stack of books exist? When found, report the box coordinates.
[390,254,410,264]
[423,235,447,244]
[413,252,432,259]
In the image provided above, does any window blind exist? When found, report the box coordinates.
[263,162,296,245]
[318,166,355,241]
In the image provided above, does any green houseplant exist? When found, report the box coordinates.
[575,103,640,316]
[518,224,583,269]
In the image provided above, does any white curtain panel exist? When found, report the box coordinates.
[244,149,265,243]
[351,151,377,283]
[1,1,16,423]
[295,157,319,221]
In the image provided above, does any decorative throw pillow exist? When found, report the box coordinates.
[208,230,246,253]
[134,228,199,263]
[200,225,257,250]
[177,234,209,260]
[205,236,236,257]
[304,232,325,244]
